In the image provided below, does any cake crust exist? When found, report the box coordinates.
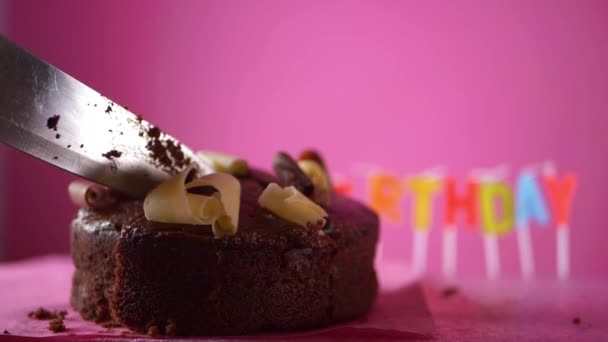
[70,170,378,336]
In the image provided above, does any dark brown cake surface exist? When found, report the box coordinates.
[70,169,379,336]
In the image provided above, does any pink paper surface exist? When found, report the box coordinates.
[0,256,433,341]
[1,256,607,341]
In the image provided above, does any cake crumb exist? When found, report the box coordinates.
[46,115,60,131]
[102,150,122,160]
[147,325,159,337]
[441,286,459,298]
[573,317,581,325]
[165,321,177,336]
[28,307,67,320]
[48,318,66,333]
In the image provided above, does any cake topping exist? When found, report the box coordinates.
[272,152,314,196]
[297,159,331,206]
[258,183,327,229]
[68,180,119,209]
[143,165,241,238]
[197,150,249,176]
[298,149,327,170]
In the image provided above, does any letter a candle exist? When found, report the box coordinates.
[515,170,549,279]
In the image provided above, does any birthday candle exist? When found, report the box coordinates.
[442,177,477,278]
[543,172,577,280]
[515,171,549,279]
[367,171,405,225]
[479,180,514,279]
[407,175,441,276]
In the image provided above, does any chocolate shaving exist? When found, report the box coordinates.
[3,330,9,334]
[272,152,314,196]
[46,115,60,131]
[105,105,113,114]
[299,149,327,170]
[68,181,120,209]
[55,133,61,139]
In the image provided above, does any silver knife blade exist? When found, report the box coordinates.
[0,35,213,198]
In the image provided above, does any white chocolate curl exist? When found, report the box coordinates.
[197,150,249,176]
[258,183,327,228]
[68,180,118,209]
[144,165,241,238]
[297,159,331,206]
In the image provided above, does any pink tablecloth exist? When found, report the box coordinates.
[0,256,606,341]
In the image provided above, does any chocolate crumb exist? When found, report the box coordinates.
[67,145,71,148]
[46,115,60,130]
[102,150,122,160]
[147,325,159,337]
[165,321,177,336]
[3,330,9,334]
[105,105,113,114]
[147,126,161,138]
[144,125,191,174]
[55,133,61,139]
[441,286,459,298]
[138,132,144,137]
[573,317,581,325]
[94,104,97,107]
[48,318,66,333]
[28,307,67,320]
[108,129,113,133]
[80,144,84,148]
[52,156,58,160]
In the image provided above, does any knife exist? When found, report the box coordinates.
[0,35,213,198]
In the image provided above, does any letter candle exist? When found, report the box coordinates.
[443,177,477,279]
[543,166,577,280]
[515,169,549,279]
[406,168,443,276]
[367,171,405,224]
[474,165,513,280]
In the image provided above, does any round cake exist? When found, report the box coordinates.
[70,167,379,336]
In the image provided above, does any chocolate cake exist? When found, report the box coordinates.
[70,162,378,336]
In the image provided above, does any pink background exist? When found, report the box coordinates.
[1,0,607,277]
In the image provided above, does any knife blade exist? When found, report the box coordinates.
[0,35,213,198]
